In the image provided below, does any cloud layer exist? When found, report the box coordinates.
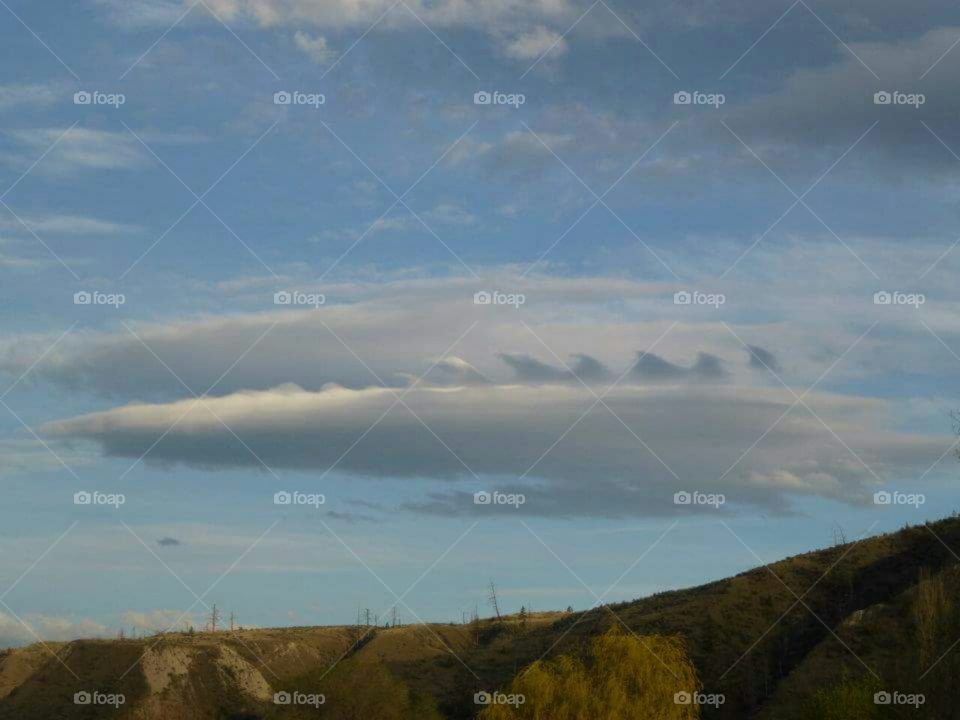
[44,381,943,517]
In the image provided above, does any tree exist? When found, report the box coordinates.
[479,627,699,720]
[518,605,528,630]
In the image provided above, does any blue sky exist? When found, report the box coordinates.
[1,0,960,644]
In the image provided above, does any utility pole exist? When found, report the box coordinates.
[210,604,221,633]
[229,611,235,632]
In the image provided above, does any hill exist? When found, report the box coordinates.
[2,515,959,718]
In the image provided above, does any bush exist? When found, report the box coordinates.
[805,674,881,720]
[479,627,700,720]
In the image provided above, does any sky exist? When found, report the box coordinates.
[1,0,960,646]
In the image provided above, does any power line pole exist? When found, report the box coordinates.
[209,604,221,633]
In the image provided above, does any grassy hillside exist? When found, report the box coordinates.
[2,515,959,719]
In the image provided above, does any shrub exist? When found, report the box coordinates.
[479,627,700,720]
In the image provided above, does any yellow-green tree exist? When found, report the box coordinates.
[479,628,701,720]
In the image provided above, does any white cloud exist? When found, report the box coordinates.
[0,83,66,112]
[98,0,595,60]
[0,214,139,236]
[121,609,200,632]
[502,26,567,60]
[0,611,108,648]
[293,30,336,63]
[6,128,146,174]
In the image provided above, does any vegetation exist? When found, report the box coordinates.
[804,673,881,720]
[478,627,699,720]
[276,656,442,720]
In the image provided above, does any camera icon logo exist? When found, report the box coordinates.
[874,691,892,705]
[273,691,292,705]
[873,291,892,305]
[74,491,92,505]
[874,91,892,105]
[474,290,492,305]
[673,91,692,105]
[73,91,92,105]
[274,291,292,305]
[674,491,692,505]
[74,291,92,305]
[474,91,492,105]
[673,290,692,305]
[74,691,92,705]
[474,691,492,705]
[873,491,892,505]
[474,491,492,505]
[274,91,292,105]
[674,691,692,705]
[274,491,292,505]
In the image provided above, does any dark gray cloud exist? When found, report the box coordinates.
[157,536,181,546]
[632,351,726,381]
[499,353,570,382]
[499,352,612,383]
[748,345,780,373]
[720,26,960,175]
